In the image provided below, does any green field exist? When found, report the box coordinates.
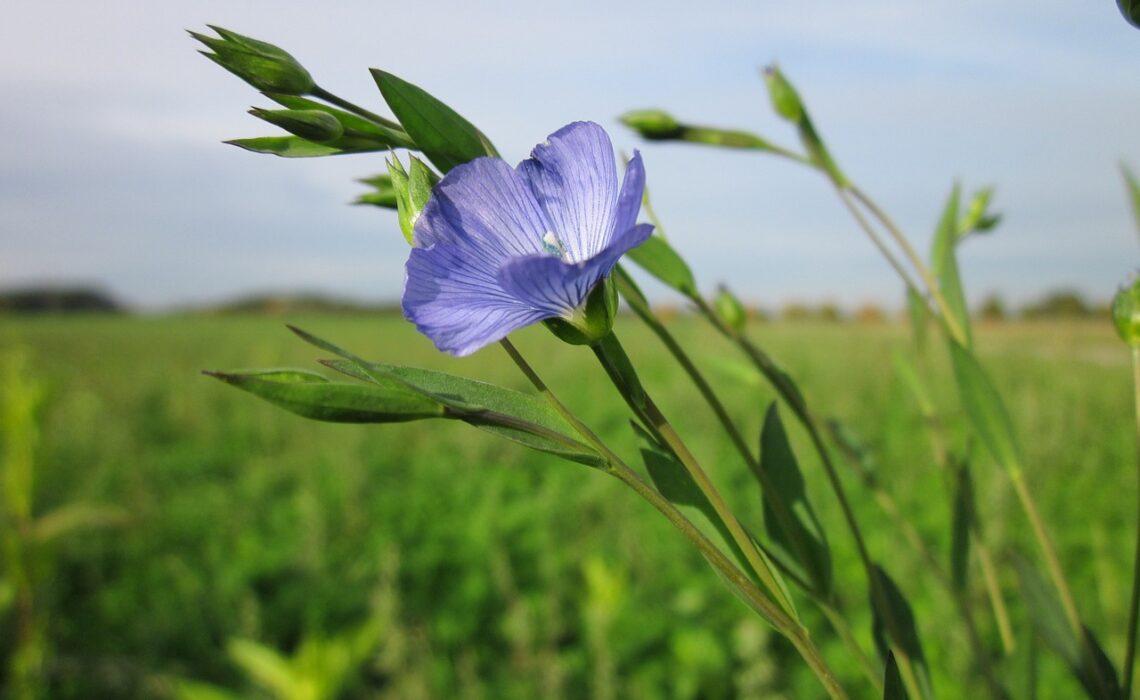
[0,314,1133,698]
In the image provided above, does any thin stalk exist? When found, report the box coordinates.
[833,187,923,298]
[976,536,1016,654]
[1008,470,1081,633]
[496,339,849,700]
[1123,344,1140,697]
[590,333,799,619]
[691,296,927,699]
[309,85,403,130]
[615,266,882,687]
[847,185,968,347]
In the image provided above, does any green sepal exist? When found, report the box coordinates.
[388,156,439,244]
[371,69,498,173]
[191,26,314,95]
[543,276,618,347]
[756,403,832,597]
[626,234,697,297]
[204,368,444,423]
[249,108,343,143]
[226,136,385,158]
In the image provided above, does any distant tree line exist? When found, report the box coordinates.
[0,287,123,313]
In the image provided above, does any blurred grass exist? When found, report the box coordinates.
[0,313,1132,698]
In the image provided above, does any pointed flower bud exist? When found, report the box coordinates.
[763,65,805,123]
[1113,276,1140,347]
[250,108,343,143]
[620,110,684,140]
[191,25,314,95]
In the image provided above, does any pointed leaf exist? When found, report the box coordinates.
[871,564,934,699]
[227,638,299,697]
[884,651,907,700]
[371,69,497,172]
[756,403,832,596]
[949,341,1021,474]
[626,234,697,297]
[949,461,974,593]
[286,326,604,466]
[931,183,973,348]
[204,368,444,423]
[226,135,383,158]
[1012,555,1122,699]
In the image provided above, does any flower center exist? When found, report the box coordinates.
[541,232,568,259]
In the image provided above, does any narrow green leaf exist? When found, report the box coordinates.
[634,425,794,616]
[948,341,1021,474]
[371,69,497,172]
[871,564,933,699]
[756,403,832,596]
[884,651,907,700]
[226,136,382,158]
[931,183,973,348]
[906,287,929,351]
[286,326,604,466]
[626,235,697,297]
[204,368,444,423]
[892,351,935,418]
[1012,555,1121,699]
[1122,163,1140,239]
[30,503,128,544]
[227,638,298,698]
[949,461,974,593]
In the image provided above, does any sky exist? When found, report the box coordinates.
[1,0,1139,311]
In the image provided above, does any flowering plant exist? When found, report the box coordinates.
[197,25,1140,700]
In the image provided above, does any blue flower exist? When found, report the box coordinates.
[402,121,652,356]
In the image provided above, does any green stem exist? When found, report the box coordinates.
[310,85,403,130]
[496,339,849,700]
[691,296,928,699]
[590,332,800,620]
[1123,345,1140,697]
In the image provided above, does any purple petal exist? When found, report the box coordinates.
[518,122,618,263]
[414,157,552,263]
[497,223,655,316]
[612,150,646,237]
[403,243,548,356]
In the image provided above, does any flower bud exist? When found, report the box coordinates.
[544,275,619,346]
[620,110,684,140]
[1113,276,1140,346]
[763,65,804,123]
[250,108,343,143]
[714,285,747,331]
[191,25,314,95]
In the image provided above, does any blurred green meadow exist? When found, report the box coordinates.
[0,313,1133,698]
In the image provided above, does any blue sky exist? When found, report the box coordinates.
[2,1,1138,310]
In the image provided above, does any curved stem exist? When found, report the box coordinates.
[496,339,849,699]
[1125,345,1140,697]
[590,333,799,619]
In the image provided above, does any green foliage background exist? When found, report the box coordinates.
[0,314,1132,698]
